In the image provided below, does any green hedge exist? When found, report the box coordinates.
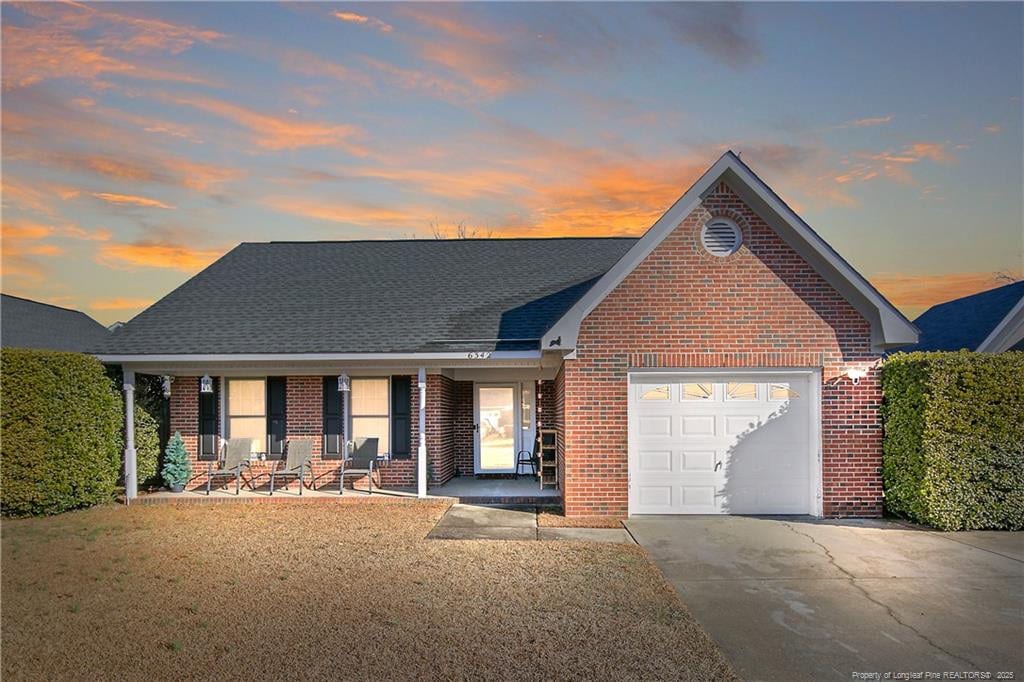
[882,351,1024,530]
[135,406,161,489]
[1,349,123,516]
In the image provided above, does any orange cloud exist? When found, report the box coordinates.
[1,25,209,91]
[332,11,393,32]
[346,166,533,200]
[163,93,366,153]
[96,242,223,271]
[386,5,524,99]
[396,6,503,44]
[90,297,154,311]
[846,115,893,128]
[0,219,108,285]
[1,178,81,216]
[871,271,1022,317]
[43,151,241,192]
[984,124,1002,134]
[361,57,473,101]
[264,197,428,229]
[91,192,175,209]
[835,141,957,188]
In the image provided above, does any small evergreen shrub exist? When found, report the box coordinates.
[1,349,123,516]
[161,432,191,490]
[882,351,1024,530]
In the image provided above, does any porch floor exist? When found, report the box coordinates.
[426,476,560,504]
[135,476,560,505]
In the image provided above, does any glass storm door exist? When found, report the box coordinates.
[475,384,518,473]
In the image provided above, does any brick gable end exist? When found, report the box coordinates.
[562,181,883,517]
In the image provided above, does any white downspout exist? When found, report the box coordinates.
[123,368,137,503]
[417,367,427,498]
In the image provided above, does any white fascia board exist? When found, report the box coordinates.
[977,295,1024,352]
[541,151,919,351]
[97,351,541,363]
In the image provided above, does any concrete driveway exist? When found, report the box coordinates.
[624,516,1024,681]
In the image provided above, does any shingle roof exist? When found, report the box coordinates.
[97,238,637,355]
[1,294,110,352]
[908,280,1024,352]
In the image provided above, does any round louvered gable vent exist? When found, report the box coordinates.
[701,218,742,257]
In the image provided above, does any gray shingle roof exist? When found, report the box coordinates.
[907,280,1024,352]
[96,238,637,355]
[1,294,110,352]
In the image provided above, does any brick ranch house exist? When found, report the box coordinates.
[96,152,918,517]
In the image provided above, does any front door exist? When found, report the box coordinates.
[474,383,519,473]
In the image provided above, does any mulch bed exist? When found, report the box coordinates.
[2,498,735,680]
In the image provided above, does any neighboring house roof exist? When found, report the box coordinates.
[95,238,636,355]
[1,294,111,352]
[908,280,1024,352]
[542,151,919,351]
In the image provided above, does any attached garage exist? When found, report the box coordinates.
[628,371,821,516]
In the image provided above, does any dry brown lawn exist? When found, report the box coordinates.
[2,498,735,681]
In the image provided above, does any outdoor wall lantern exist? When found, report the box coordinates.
[200,375,214,393]
[846,368,868,385]
[161,375,174,398]
[337,372,351,392]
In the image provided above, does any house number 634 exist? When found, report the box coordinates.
[467,351,492,359]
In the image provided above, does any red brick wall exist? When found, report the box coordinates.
[563,181,883,518]
[553,368,566,493]
[169,376,202,469]
[452,380,474,477]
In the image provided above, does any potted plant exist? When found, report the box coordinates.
[161,431,191,493]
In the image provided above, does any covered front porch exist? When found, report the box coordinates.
[111,351,564,505]
[136,475,561,505]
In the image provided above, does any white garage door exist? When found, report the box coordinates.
[628,372,818,515]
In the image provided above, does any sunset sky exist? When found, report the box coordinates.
[2,1,1021,325]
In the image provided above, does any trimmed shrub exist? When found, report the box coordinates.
[882,351,1024,530]
[1,349,123,516]
[135,406,161,489]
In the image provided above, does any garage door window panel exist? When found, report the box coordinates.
[726,382,758,401]
[769,383,800,400]
[639,384,670,401]
[681,383,714,400]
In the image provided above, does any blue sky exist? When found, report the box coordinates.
[2,1,1021,323]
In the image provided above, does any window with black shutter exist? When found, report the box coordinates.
[390,376,412,459]
[198,379,219,461]
[322,376,345,459]
[266,377,286,459]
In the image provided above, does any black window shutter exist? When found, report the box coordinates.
[390,376,412,459]
[322,377,344,460]
[198,379,219,461]
[266,377,286,458]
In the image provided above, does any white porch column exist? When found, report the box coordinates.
[123,368,137,503]
[417,367,427,498]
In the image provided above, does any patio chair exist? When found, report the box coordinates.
[338,437,379,495]
[206,438,254,495]
[515,443,537,478]
[269,439,314,496]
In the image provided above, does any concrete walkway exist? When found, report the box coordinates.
[428,504,634,543]
[625,516,1024,681]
